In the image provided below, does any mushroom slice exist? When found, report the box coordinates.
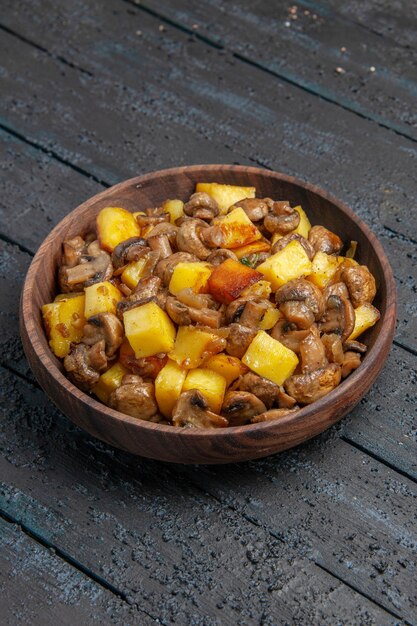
[251,407,299,423]
[270,319,310,354]
[200,224,225,249]
[165,296,192,326]
[239,300,270,329]
[236,372,281,409]
[206,249,238,266]
[271,233,315,260]
[319,294,355,343]
[111,237,149,269]
[264,201,300,235]
[147,233,172,259]
[60,241,113,293]
[116,276,162,317]
[323,281,350,301]
[221,391,266,426]
[341,351,362,378]
[109,374,159,420]
[155,252,199,286]
[62,236,86,267]
[172,390,228,428]
[176,219,211,260]
[299,325,328,373]
[64,341,107,391]
[321,333,344,364]
[279,301,315,330]
[308,225,343,255]
[136,213,170,229]
[146,222,178,247]
[225,323,257,358]
[284,364,341,404]
[176,289,219,310]
[343,340,367,353]
[275,279,325,321]
[82,312,124,357]
[341,265,377,308]
[184,192,220,220]
[225,299,247,324]
[230,198,269,222]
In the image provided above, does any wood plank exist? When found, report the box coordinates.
[137,0,417,140]
[0,370,398,625]
[0,517,142,625]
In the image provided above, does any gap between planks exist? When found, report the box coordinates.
[0,507,162,624]
[122,0,417,145]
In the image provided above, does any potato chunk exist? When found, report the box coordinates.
[196,182,255,215]
[205,353,246,387]
[258,306,281,330]
[257,240,313,290]
[93,362,129,404]
[208,258,263,304]
[124,302,176,358]
[183,368,227,413]
[293,205,311,238]
[242,330,299,386]
[169,262,212,295]
[169,326,223,369]
[97,206,141,252]
[121,257,149,290]
[42,293,86,358]
[155,359,187,417]
[84,281,122,318]
[162,199,184,223]
[308,251,343,289]
[233,240,271,260]
[215,207,262,248]
[348,303,380,340]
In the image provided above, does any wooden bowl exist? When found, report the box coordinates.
[20,165,396,464]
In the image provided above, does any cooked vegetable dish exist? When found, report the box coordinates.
[42,182,380,427]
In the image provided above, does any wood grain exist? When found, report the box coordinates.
[20,165,397,464]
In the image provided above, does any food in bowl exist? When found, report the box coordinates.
[42,182,380,428]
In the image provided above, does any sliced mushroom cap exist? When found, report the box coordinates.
[230,198,269,222]
[221,391,266,426]
[225,299,247,324]
[299,325,328,373]
[279,301,315,330]
[82,312,124,357]
[318,294,355,343]
[308,225,343,255]
[147,234,172,259]
[206,249,238,266]
[111,237,149,269]
[343,339,367,353]
[176,289,219,310]
[341,265,377,308]
[270,319,310,354]
[236,372,281,409]
[225,323,257,358]
[341,351,362,378]
[271,233,315,260]
[239,300,270,328]
[264,201,300,235]
[62,236,86,268]
[275,279,325,321]
[165,296,192,326]
[136,212,170,229]
[145,222,179,247]
[321,333,345,364]
[59,240,113,293]
[116,276,162,318]
[109,374,159,420]
[172,390,228,428]
[251,407,299,423]
[184,192,220,220]
[64,341,107,391]
[176,218,211,260]
[155,251,199,286]
[323,281,350,301]
[200,224,225,249]
[284,363,341,404]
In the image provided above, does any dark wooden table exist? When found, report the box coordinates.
[1,1,416,624]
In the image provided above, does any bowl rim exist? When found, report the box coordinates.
[21,164,397,441]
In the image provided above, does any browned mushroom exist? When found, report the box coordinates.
[206,249,238,266]
[225,323,257,358]
[341,265,377,308]
[116,276,162,317]
[264,201,300,235]
[145,221,178,248]
[284,364,341,404]
[270,319,310,354]
[176,219,211,260]
[147,234,173,259]
[279,301,315,330]
[271,233,315,260]
[109,374,160,420]
[276,279,325,321]
[111,237,149,269]
[62,236,86,267]
[299,325,328,373]
[183,192,220,220]
[319,294,355,343]
[251,407,299,423]
[135,211,170,229]
[221,391,266,426]
[236,372,281,409]
[341,351,362,378]
[230,198,269,222]
[64,340,107,391]
[172,390,228,428]
[343,339,367,353]
[308,225,343,255]
[59,239,113,293]
[323,281,350,301]
[155,252,199,286]
[176,289,219,311]
[321,333,345,364]
[82,312,124,357]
